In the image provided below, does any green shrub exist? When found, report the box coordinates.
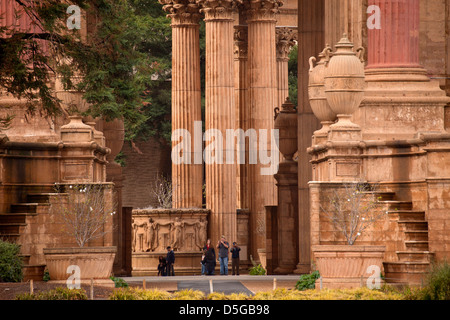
[249,264,266,275]
[421,260,450,300]
[295,271,320,291]
[0,239,23,282]
[15,287,88,300]
[43,269,50,282]
[110,276,129,288]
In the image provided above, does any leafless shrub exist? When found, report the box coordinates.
[320,181,386,245]
[51,183,116,247]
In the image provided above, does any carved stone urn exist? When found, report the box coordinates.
[308,45,337,136]
[274,98,298,162]
[324,34,365,128]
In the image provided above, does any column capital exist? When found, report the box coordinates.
[276,26,297,61]
[196,0,241,21]
[242,0,284,23]
[234,25,248,60]
[159,0,203,26]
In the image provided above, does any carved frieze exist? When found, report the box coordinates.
[131,209,209,253]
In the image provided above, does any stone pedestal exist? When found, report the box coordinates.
[273,161,298,274]
[357,0,450,140]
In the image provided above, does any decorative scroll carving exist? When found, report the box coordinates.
[159,0,203,25]
[234,25,248,59]
[242,0,284,22]
[196,0,242,20]
[276,26,298,61]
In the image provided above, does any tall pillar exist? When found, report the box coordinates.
[295,0,325,274]
[197,0,238,244]
[276,26,298,108]
[244,0,282,259]
[234,25,250,211]
[366,0,420,69]
[159,1,203,208]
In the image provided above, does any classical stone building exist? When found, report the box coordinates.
[159,0,450,285]
[1,0,450,286]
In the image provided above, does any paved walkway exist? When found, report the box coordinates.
[119,275,300,295]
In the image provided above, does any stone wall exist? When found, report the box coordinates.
[121,138,171,209]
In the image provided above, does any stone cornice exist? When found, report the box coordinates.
[159,0,203,26]
[234,25,248,59]
[276,26,298,60]
[196,0,242,21]
[241,0,284,23]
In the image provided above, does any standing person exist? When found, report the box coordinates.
[157,255,167,276]
[201,249,206,276]
[166,246,175,276]
[216,235,229,275]
[230,242,241,276]
[204,239,216,275]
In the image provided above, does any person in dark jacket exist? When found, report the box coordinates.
[157,255,167,276]
[230,242,241,275]
[166,246,175,276]
[203,239,216,275]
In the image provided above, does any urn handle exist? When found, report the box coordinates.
[322,45,333,66]
[274,107,280,120]
[356,47,366,63]
[309,56,316,72]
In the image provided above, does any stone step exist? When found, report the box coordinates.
[0,233,20,242]
[388,210,425,221]
[383,261,430,285]
[398,220,428,231]
[0,213,30,224]
[405,241,429,251]
[18,254,31,265]
[405,231,428,241]
[361,191,396,201]
[383,201,413,211]
[397,251,434,262]
[10,203,39,214]
[22,264,46,282]
[0,222,27,234]
[26,193,56,204]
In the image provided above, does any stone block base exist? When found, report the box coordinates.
[132,251,203,276]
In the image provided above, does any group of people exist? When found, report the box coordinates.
[156,236,241,276]
[157,246,175,276]
[201,235,241,276]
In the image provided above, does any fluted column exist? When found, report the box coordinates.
[276,27,298,109]
[197,0,239,244]
[160,0,203,208]
[244,0,283,259]
[234,25,250,211]
[366,0,421,69]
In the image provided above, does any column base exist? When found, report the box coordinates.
[293,264,312,275]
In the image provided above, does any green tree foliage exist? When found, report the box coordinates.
[0,0,172,143]
[0,239,23,282]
